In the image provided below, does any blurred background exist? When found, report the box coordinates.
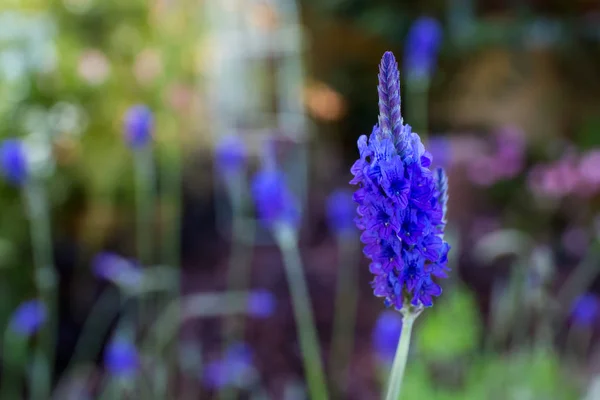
[1,0,600,399]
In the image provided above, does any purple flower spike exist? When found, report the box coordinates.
[326,189,357,236]
[372,310,403,363]
[571,294,599,327]
[404,17,443,81]
[378,51,402,138]
[215,134,247,177]
[203,343,255,389]
[247,289,276,318]
[351,52,450,309]
[251,166,300,229]
[123,105,153,149]
[104,336,139,377]
[9,300,47,337]
[0,139,28,186]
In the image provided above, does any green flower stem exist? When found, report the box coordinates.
[220,176,256,400]
[329,236,359,393]
[406,78,430,140]
[23,181,57,400]
[274,225,329,400]
[0,330,27,400]
[384,309,419,400]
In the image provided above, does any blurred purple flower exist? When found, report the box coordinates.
[467,155,499,187]
[404,17,443,80]
[0,139,28,186]
[372,310,402,363]
[579,150,600,190]
[215,134,247,177]
[9,299,47,337]
[427,136,451,169]
[571,294,599,327]
[203,343,255,389]
[528,157,581,198]
[326,189,356,236]
[493,126,525,178]
[123,105,153,149]
[91,252,143,289]
[251,166,299,229]
[562,227,589,258]
[104,336,139,377]
[247,289,276,318]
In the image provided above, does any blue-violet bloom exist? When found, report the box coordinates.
[0,139,28,186]
[404,17,443,81]
[247,289,276,318]
[123,105,153,149]
[92,252,143,289]
[372,310,403,363]
[104,336,139,377]
[9,299,47,337]
[571,293,599,327]
[215,134,247,177]
[203,343,255,389]
[326,189,357,236]
[351,51,450,309]
[251,164,299,229]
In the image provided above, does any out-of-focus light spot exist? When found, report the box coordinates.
[303,82,346,122]
[77,49,110,86]
[62,0,94,14]
[248,2,279,32]
[133,49,163,86]
[49,102,88,138]
[165,83,195,113]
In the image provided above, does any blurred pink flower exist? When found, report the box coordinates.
[77,49,110,85]
[579,150,600,189]
[528,156,581,198]
[467,155,498,187]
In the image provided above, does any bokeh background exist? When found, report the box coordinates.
[1,0,600,399]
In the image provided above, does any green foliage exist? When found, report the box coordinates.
[418,285,481,361]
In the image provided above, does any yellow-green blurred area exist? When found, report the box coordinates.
[1,0,600,398]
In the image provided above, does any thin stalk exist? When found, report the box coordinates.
[274,225,329,400]
[329,236,359,393]
[0,331,27,400]
[23,181,57,400]
[384,309,419,400]
[406,78,430,140]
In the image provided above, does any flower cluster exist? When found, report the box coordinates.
[351,51,450,308]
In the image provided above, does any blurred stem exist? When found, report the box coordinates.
[384,308,419,400]
[0,331,27,400]
[219,176,256,400]
[274,226,329,400]
[23,181,56,400]
[329,236,359,394]
[406,79,430,140]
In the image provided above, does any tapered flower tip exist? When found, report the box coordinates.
[123,105,153,149]
[251,167,300,228]
[92,252,143,289]
[104,336,139,377]
[203,342,255,389]
[0,139,28,186]
[372,310,402,363]
[326,189,356,235]
[9,299,47,337]
[381,51,398,67]
[247,289,276,318]
[571,293,599,327]
[215,134,247,176]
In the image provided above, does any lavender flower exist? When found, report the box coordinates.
[372,310,403,363]
[203,343,255,389]
[104,336,139,377]
[9,299,47,337]
[326,189,356,236]
[351,51,450,309]
[571,294,599,327]
[215,134,247,177]
[251,165,299,228]
[247,289,276,318]
[0,139,28,186]
[404,17,443,81]
[123,105,153,149]
[91,252,143,289]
